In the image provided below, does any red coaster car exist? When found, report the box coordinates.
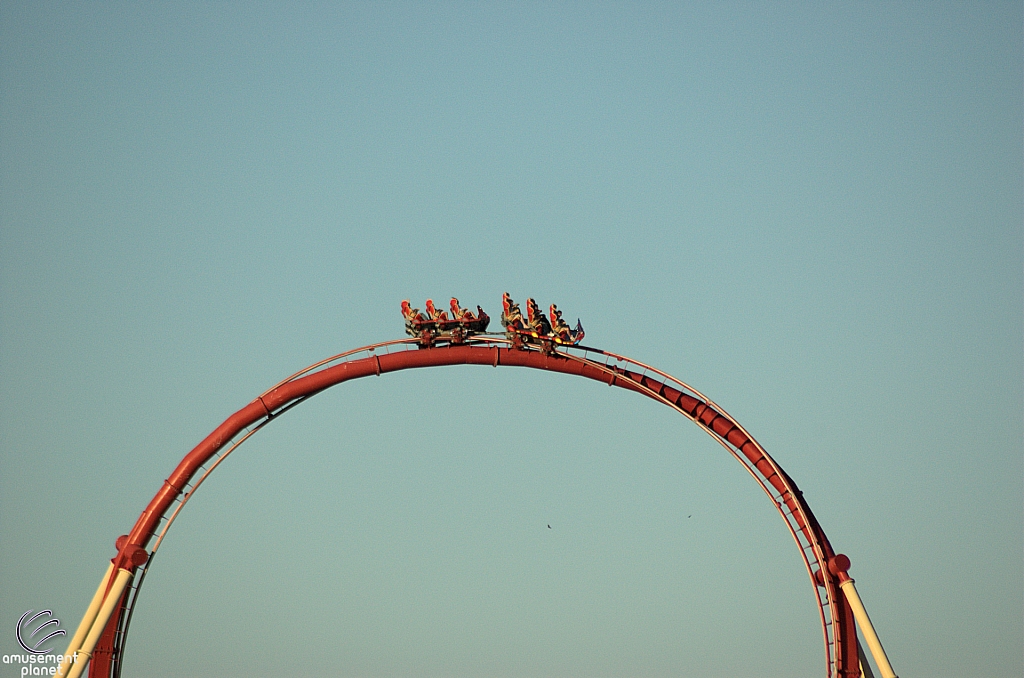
[500,293,584,349]
[402,298,490,345]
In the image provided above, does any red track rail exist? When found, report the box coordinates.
[91,339,860,678]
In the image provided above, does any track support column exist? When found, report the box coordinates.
[841,579,897,678]
[829,555,897,678]
[65,568,132,678]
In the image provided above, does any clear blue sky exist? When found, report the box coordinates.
[1,3,1020,677]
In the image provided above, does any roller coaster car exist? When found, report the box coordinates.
[449,297,490,333]
[550,303,585,345]
[401,298,489,345]
[501,293,585,348]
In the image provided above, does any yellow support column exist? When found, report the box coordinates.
[64,568,133,678]
[58,563,115,677]
[840,579,898,678]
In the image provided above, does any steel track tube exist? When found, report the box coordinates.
[58,562,115,677]
[98,341,871,677]
[839,579,897,678]
[65,568,133,678]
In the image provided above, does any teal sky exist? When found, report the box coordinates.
[1,3,1021,677]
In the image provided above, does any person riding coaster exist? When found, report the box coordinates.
[426,298,461,333]
[401,300,434,337]
[526,298,552,337]
[425,298,449,321]
[550,303,585,345]
[501,292,525,332]
[450,297,490,333]
[450,297,473,321]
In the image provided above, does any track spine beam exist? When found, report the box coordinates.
[84,339,862,678]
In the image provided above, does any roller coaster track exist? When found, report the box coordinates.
[61,336,894,678]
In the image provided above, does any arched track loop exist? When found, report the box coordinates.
[89,337,859,678]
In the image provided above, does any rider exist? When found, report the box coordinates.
[501,292,524,330]
[425,299,449,322]
[550,303,571,340]
[450,297,475,321]
[526,298,551,336]
[401,300,428,337]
